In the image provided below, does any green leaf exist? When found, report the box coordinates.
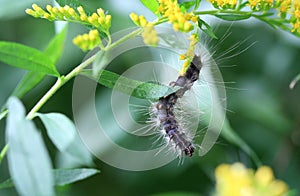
[6,97,54,196]
[0,144,8,165]
[62,132,94,166]
[0,110,8,121]
[197,18,218,39]
[81,69,174,100]
[221,120,261,166]
[11,28,67,99]
[0,168,99,189]
[0,41,59,77]
[92,50,110,76]
[11,72,45,98]
[44,25,67,63]
[215,14,251,21]
[38,113,76,151]
[55,0,92,15]
[180,1,195,12]
[140,0,159,15]
[266,18,291,31]
[0,179,13,189]
[54,168,99,186]
[194,0,201,10]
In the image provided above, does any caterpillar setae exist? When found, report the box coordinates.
[152,55,202,157]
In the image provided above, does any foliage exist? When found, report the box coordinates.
[0,0,299,195]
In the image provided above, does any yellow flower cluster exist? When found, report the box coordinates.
[291,0,300,33]
[248,0,274,10]
[157,0,198,32]
[142,25,159,46]
[25,4,111,32]
[248,0,274,11]
[129,13,149,27]
[130,13,159,46]
[248,0,261,9]
[276,0,292,14]
[215,163,289,196]
[72,30,101,52]
[179,34,199,75]
[210,0,238,9]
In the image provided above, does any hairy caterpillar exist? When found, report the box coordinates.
[152,55,202,157]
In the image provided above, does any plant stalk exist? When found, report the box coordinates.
[26,27,143,120]
[0,144,9,165]
[26,53,97,120]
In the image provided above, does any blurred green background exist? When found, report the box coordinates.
[1,0,300,195]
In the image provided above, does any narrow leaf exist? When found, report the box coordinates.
[0,42,59,76]
[92,50,110,76]
[62,132,94,166]
[0,168,100,189]
[12,72,45,98]
[0,179,13,189]
[180,1,195,12]
[215,14,251,21]
[140,0,159,15]
[6,97,54,196]
[54,168,99,186]
[197,18,218,39]
[81,69,174,100]
[44,25,67,63]
[194,0,201,10]
[221,120,262,166]
[38,113,76,151]
[268,19,290,31]
[0,144,8,165]
[11,28,67,99]
[0,110,8,121]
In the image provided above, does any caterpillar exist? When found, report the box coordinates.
[153,55,202,157]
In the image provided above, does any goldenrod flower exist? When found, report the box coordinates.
[275,0,292,15]
[215,163,253,196]
[290,0,300,33]
[247,0,275,10]
[210,0,238,9]
[142,24,159,46]
[157,0,197,32]
[215,163,289,196]
[26,4,112,32]
[129,13,159,46]
[248,0,262,9]
[179,33,199,75]
[72,29,102,51]
[129,12,149,27]
[292,20,300,33]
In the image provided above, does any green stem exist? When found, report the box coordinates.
[290,73,300,89]
[26,77,62,120]
[0,144,8,165]
[26,53,97,120]
[26,27,143,120]
[105,28,143,51]
[154,17,169,25]
[194,9,256,15]
[194,10,220,15]
[106,31,112,46]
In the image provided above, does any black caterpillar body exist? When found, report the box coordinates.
[155,55,202,157]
